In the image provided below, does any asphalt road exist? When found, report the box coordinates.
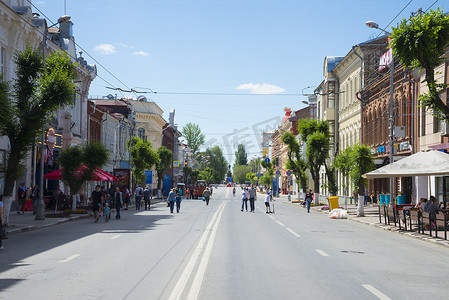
[1,186,449,299]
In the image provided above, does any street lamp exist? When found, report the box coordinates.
[36,15,72,221]
[366,20,395,207]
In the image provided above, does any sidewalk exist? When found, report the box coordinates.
[4,198,166,236]
[276,193,449,249]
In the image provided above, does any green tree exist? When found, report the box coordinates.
[260,173,273,190]
[282,131,308,194]
[298,119,331,197]
[391,9,449,120]
[199,167,214,183]
[334,147,353,197]
[129,136,158,185]
[183,166,193,185]
[232,164,250,184]
[182,123,205,155]
[155,146,173,192]
[349,144,376,197]
[59,142,109,210]
[246,172,256,184]
[234,144,248,166]
[0,46,76,224]
[199,146,228,183]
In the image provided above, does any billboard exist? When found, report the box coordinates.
[113,168,130,189]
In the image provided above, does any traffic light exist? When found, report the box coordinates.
[184,161,188,166]
[275,157,279,167]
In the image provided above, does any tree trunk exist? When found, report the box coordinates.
[2,142,20,226]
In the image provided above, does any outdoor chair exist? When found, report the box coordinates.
[409,209,422,234]
[435,212,447,240]
[386,205,397,227]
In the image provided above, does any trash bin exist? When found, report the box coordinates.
[328,196,339,210]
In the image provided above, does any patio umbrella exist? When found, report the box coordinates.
[363,150,449,179]
[44,166,118,181]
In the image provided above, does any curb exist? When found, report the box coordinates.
[6,213,92,236]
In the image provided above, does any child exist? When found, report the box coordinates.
[265,192,272,213]
[104,203,111,222]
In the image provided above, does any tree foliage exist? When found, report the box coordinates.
[391,9,449,120]
[348,144,376,196]
[199,167,214,183]
[0,46,77,220]
[58,142,110,195]
[155,146,173,190]
[198,146,228,183]
[182,122,205,155]
[129,136,158,185]
[334,147,353,196]
[234,144,248,166]
[232,164,251,184]
[246,172,256,184]
[282,131,308,193]
[298,119,330,193]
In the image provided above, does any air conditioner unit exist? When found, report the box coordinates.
[394,126,405,138]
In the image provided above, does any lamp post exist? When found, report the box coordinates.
[36,15,71,221]
[366,20,395,206]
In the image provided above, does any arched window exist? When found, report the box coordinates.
[138,128,146,140]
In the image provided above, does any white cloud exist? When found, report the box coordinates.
[236,83,286,94]
[116,42,134,49]
[93,44,117,55]
[132,50,150,56]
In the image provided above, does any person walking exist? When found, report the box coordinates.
[31,185,39,215]
[114,187,123,219]
[233,187,236,197]
[305,189,313,213]
[175,189,182,213]
[92,185,103,223]
[104,203,111,222]
[17,182,27,215]
[189,187,194,199]
[134,184,143,210]
[265,192,272,213]
[241,187,248,212]
[203,187,211,205]
[248,185,257,212]
[143,186,151,210]
[123,187,130,210]
[167,188,176,213]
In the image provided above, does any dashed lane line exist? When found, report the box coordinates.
[59,254,80,263]
[275,220,286,227]
[111,235,121,240]
[286,227,301,238]
[362,284,392,300]
[316,249,329,257]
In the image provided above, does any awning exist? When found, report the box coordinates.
[44,166,118,181]
[364,150,449,179]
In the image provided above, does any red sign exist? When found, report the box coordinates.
[379,48,392,71]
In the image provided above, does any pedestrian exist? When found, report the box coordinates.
[134,184,143,210]
[17,182,27,215]
[265,192,272,213]
[143,186,151,210]
[176,189,182,213]
[203,187,211,205]
[92,185,103,223]
[248,185,257,212]
[209,186,213,195]
[233,187,236,197]
[364,189,369,206]
[305,189,313,213]
[31,185,39,215]
[123,187,130,210]
[424,196,435,212]
[104,202,111,222]
[189,187,194,199]
[167,188,176,213]
[241,187,248,212]
[0,198,5,249]
[114,187,123,219]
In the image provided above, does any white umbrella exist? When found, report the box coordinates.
[363,150,449,179]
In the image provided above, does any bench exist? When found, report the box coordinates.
[409,209,422,234]
[435,213,447,240]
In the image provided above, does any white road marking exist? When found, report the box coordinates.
[110,235,121,240]
[316,249,329,257]
[187,199,226,300]
[169,201,227,300]
[268,215,275,220]
[59,254,80,263]
[362,284,392,300]
[275,220,285,227]
[286,227,301,238]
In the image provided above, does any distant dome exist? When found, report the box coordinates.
[137,95,147,102]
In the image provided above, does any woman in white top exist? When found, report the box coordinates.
[241,188,249,212]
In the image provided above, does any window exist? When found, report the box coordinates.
[138,128,145,139]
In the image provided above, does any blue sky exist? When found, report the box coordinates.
[33,0,444,164]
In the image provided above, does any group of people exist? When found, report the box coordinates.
[90,184,153,222]
[415,196,448,222]
[16,183,40,215]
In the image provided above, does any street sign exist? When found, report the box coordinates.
[276,170,280,176]
[265,158,270,164]
[287,170,292,176]
[173,161,179,167]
